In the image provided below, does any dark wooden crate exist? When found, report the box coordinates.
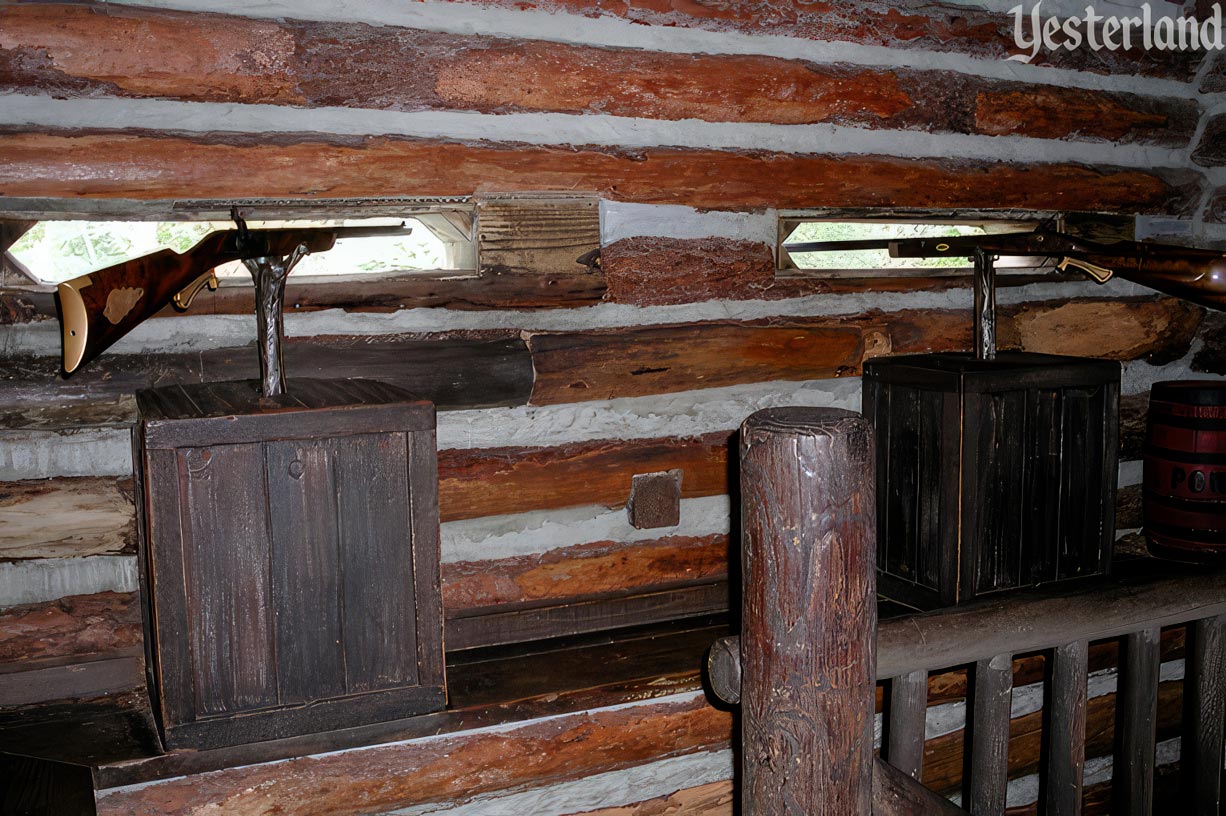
[132,378,444,750]
[863,352,1119,610]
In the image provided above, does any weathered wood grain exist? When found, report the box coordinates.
[601,237,775,306]
[568,779,734,816]
[528,298,1198,405]
[3,335,533,413]
[0,477,133,560]
[446,582,729,651]
[873,757,967,816]
[739,408,876,814]
[186,270,607,314]
[0,591,140,663]
[445,0,1203,79]
[0,434,730,564]
[93,693,731,815]
[442,534,728,613]
[476,196,600,276]
[1112,626,1161,816]
[0,4,1197,143]
[1046,641,1089,816]
[0,131,1201,214]
[996,297,1203,363]
[921,678,1185,795]
[527,320,869,404]
[1183,615,1225,815]
[887,669,928,780]
[562,759,1178,816]
[438,433,730,521]
[969,654,1013,815]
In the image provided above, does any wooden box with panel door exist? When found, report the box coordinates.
[132,377,444,750]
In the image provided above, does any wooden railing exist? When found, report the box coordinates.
[707,407,1226,816]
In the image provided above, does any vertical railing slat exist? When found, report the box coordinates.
[969,653,1013,816]
[1112,625,1161,816]
[888,669,928,781]
[1045,640,1088,816]
[1184,615,1225,816]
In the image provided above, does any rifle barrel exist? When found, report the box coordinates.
[783,239,896,253]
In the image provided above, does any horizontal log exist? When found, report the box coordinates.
[877,568,1224,678]
[0,591,140,664]
[0,477,133,560]
[449,0,1201,79]
[439,433,730,521]
[995,297,1203,363]
[446,581,730,651]
[191,270,606,313]
[911,625,1184,710]
[528,298,1199,404]
[1,432,730,559]
[601,238,775,306]
[0,649,145,709]
[3,335,533,412]
[443,534,728,613]
[0,4,1197,144]
[0,131,1201,214]
[571,779,733,816]
[94,693,729,814]
[526,319,873,404]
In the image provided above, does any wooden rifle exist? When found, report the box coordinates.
[784,224,1226,311]
[56,216,409,377]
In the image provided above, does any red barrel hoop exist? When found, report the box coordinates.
[1143,380,1226,562]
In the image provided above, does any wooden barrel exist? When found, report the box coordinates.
[1144,381,1226,562]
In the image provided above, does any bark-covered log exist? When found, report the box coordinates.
[441,0,1203,79]
[442,534,728,612]
[0,592,141,663]
[92,694,730,815]
[601,238,775,306]
[0,4,1198,142]
[0,131,1202,214]
[438,433,731,521]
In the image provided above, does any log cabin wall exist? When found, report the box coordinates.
[0,1,1224,812]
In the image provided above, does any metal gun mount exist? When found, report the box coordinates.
[232,208,307,398]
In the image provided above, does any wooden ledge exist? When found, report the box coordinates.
[0,616,729,794]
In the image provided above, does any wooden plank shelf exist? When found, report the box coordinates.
[0,617,731,802]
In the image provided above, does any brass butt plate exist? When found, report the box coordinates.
[57,275,91,374]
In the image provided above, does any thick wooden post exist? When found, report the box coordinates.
[739,407,876,815]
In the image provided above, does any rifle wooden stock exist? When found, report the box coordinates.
[54,229,351,374]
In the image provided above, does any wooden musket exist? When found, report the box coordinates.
[56,224,407,375]
[785,225,1226,311]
